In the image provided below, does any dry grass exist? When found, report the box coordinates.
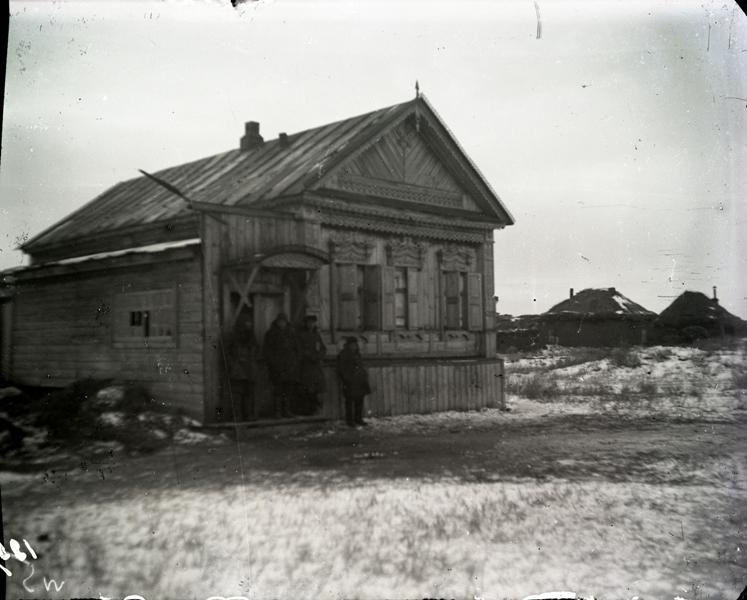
[505,341,747,421]
[5,476,744,600]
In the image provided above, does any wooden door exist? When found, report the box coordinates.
[255,293,286,346]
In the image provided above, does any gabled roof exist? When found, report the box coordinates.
[545,288,656,318]
[22,95,513,255]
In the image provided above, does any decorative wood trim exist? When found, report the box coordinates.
[440,245,476,271]
[303,190,496,229]
[328,232,375,263]
[324,214,486,244]
[385,237,425,268]
[336,173,465,210]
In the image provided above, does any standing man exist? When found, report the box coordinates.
[336,337,371,427]
[223,312,259,421]
[263,312,299,418]
[297,315,327,415]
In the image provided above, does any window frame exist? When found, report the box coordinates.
[112,287,178,348]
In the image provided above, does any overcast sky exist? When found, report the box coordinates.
[2,0,746,317]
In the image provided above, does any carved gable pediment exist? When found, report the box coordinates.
[326,119,480,213]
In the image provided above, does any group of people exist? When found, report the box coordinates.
[223,312,370,427]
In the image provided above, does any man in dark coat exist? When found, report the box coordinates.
[263,312,299,418]
[336,337,371,427]
[223,313,259,421]
[297,315,326,415]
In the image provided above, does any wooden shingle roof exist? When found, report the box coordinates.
[22,96,513,256]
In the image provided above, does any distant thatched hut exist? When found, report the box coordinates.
[655,290,747,342]
[540,287,656,347]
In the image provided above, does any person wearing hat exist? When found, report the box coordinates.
[297,315,327,415]
[223,311,259,421]
[336,337,371,427]
[262,312,299,418]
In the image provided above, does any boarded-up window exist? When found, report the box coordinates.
[114,288,176,345]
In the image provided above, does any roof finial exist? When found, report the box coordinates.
[415,80,420,99]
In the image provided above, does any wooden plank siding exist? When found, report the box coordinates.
[9,252,205,417]
[199,203,499,422]
[313,357,504,420]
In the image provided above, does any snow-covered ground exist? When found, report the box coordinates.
[504,342,747,423]
[1,341,745,600]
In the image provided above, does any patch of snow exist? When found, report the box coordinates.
[173,428,227,445]
[95,386,125,406]
[523,593,577,600]
[98,411,127,427]
[0,386,22,400]
[0,471,40,484]
[152,429,168,440]
[53,238,201,265]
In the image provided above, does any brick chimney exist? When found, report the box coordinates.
[278,132,290,148]
[240,121,264,150]
[569,288,574,299]
[713,286,718,303]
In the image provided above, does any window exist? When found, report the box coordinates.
[113,288,176,345]
[336,265,420,331]
[444,271,483,331]
[394,268,408,328]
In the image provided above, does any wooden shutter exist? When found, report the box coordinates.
[444,271,461,329]
[337,264,359,330]
[363,265,382,330]
[381,265,396,331]
[407,268,420,330]
[467,272,483,331]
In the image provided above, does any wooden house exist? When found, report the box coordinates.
[0,95,515,422]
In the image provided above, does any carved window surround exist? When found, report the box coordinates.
[438,245,476,271]
[385,237,425,268]
[329,231,375,264]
